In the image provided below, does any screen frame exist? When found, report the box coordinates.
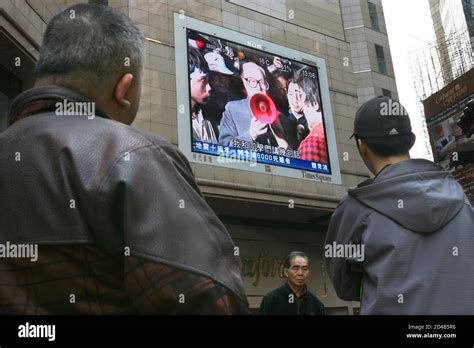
[174,13,342,185]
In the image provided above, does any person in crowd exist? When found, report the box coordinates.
[270,70,290,113]
[189,47,218,143]
[259,251,325,315]
[287,78,310,146]
[201,50,237,136]
[218,61,292,149]
[265,56,292,115]
[325,96,474,314]
[293,69,328,163]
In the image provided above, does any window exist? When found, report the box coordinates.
[368,1,380,31]
[0,91,9,132]
[0,30,35,132]
[88,0,108,4]
[0,65,22,133]
[382,88,392,97]
[375,44,387,75]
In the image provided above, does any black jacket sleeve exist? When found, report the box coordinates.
[259,293,273,315]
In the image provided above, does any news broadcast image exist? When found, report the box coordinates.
[187,29,331,174]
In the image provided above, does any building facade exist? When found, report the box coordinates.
[463,0,474,51]
[340,0,398,104]
[429,0,472,91]
[412,0,474,203]
[1,0,400,314]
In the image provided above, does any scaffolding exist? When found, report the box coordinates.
[408,28,473,102]
[407,12,473,161]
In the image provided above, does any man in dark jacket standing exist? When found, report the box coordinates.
[0,3,247,315]
[259,251,325,315]
[325,96,474,314]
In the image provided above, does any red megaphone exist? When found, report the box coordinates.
[249,93,278,124]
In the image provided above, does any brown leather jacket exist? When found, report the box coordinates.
[0,85,248,314]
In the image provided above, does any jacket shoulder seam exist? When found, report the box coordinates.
[92,142,164,230]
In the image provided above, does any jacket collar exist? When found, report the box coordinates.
[355,159,440,188]
[373,159,440,183]
[284,282,307,298]
[9,85,110,125]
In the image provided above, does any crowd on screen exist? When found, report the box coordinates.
[188,35,328,164]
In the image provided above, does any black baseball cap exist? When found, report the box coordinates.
[350,96,412,139]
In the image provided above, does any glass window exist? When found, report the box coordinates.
[0,92,8,132]
[0,64,22,132]
[375,44,387,75]
[382,88,392,97]
[368,1,380,31]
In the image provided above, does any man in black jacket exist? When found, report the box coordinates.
[259,251,325,315]
[0,3,247,315]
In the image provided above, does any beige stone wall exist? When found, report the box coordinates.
[341,0,399,102]
[1,0,85,47]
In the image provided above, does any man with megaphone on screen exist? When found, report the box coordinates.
[219,61,294,149]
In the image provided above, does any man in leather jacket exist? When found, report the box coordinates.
[0,3,248,315]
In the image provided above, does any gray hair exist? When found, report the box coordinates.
[284,251,309,269]
[35,3,144,86]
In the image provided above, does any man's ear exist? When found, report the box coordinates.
[357,138,369,159]
[114,73,134,108]
[356,138,363,155]
[283,268,288,278]
[410,132,416,149]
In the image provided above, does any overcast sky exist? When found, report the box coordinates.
[382,0,435,160]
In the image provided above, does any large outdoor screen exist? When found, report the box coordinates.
[175,15,341,183]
